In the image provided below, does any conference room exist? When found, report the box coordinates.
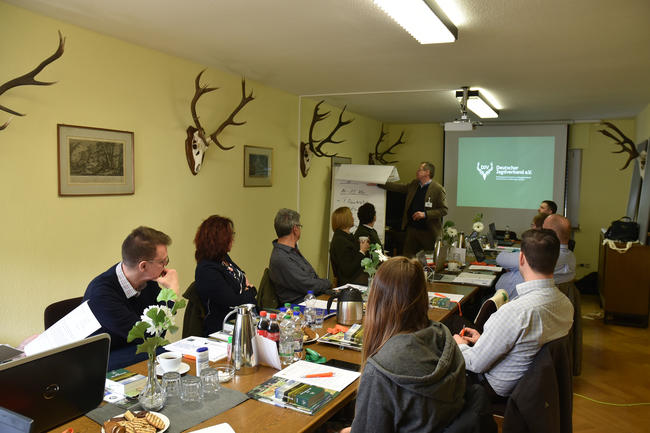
[1,0,650,432]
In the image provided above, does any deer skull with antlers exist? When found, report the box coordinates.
[1,31,65,131]
[185,70,254,175]
[368,124,405,165]
[598,121,641,171]
[300,100,354,177]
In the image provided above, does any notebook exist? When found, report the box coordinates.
[0,333,110,433]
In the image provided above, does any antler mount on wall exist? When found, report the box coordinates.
[368,124,405,165]
[1,31,65,131]
[300,100,354,177]
[185,70,254,175]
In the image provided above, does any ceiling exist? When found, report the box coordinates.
[6,0,650,124]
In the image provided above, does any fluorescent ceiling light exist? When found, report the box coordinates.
[456,88,499,118]
[374,0,458,44]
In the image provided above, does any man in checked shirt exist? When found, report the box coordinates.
[453,228,574,401]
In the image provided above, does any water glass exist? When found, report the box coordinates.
[181,376,203,408]
[200,367,220,400]
[162,371,181,404]
[314,308,325,327]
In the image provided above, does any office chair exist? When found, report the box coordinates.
[43,296,84,329]
[182,281,206,338]
[256,268,279,309]
[497,335,573,433]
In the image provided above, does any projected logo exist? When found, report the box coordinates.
[476,162,494,180]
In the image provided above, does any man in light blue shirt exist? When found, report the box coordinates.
[454,229,574,398]
[495,214,575,299]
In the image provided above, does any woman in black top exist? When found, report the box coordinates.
[194,215,257,335]
[329,207,370,285]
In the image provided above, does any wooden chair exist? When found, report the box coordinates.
[43,296,83,329]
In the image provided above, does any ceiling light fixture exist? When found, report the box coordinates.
[373,0,458,44]
[455,87,499,118]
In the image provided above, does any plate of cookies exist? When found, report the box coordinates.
[302,326,319,344]
[102,409,169,433]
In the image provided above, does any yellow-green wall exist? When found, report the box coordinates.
[636,103,650,141]
[568,120,636,279]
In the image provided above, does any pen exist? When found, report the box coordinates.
[460,327,466,337]
[303,372,335,378]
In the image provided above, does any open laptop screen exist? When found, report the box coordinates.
[0,334,110,433]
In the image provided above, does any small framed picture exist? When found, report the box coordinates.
[57,124,134,196]
[244,145,273,187]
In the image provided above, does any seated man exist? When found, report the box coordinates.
[353,202,382,249]
[454,229,574,400]
[538,199,557,215]
[84,226,179,369]
[268,208,331,304]
[496,214,575,299]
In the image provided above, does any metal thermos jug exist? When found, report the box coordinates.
[223,303,258,375]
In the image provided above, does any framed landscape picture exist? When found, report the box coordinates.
[57,124,134,196]
[244,145,272,187]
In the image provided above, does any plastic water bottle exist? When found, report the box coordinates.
[292,310,304,362]
[304,291,316,326]
[279,314,294,367]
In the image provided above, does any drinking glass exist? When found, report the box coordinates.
[162,371,181,405]
[314,308,325,327]
[181,376,203,409]
[200,367,220,400]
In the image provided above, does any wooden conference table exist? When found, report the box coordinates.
[51,282,477,433]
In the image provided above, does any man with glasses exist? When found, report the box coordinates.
[84,226,179,369]
[269,208,331,304]
[381,161,447,257]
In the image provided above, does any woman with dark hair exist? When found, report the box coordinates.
[194,215,257,335]
[330,207,370,285]
[354,202,382,248]
[343,257,467,433]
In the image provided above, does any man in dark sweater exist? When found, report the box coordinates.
[381,161,448,257]
[84,226,179,369]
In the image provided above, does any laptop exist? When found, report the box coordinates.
[0,334,110,433]
[469,238,487,263]
[489,222,515,246]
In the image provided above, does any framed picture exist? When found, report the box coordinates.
[244,145,273,187]
[57,124,134,196]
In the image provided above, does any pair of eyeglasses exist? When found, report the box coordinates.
[149,256,170,267]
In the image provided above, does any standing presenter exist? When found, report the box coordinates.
[381,161,448,257]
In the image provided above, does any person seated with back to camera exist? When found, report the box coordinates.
[194,215,257,335]
[454,229,574,402]
[269,208,331,304]
[496,214,575,299]
[341,256,495,433]
[330,206,370,285]
[353,202,382,249]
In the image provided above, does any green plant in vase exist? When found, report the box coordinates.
[127,288,186,411]
[361,243,386,283]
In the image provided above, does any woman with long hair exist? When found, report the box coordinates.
[194,215,257,335]
[345,256,466,433]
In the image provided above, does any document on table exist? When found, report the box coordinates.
[24,300,101,356]
[428,292,464,303]
[191,423,236,433]
[274,360,360,392]
[164,336,228,362]
[298,299,338,312]
[468,265,503,272]
[453,272,497,286]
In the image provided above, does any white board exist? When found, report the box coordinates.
[330,165,399,244]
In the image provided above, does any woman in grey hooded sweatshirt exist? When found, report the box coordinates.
[344,256,467,433]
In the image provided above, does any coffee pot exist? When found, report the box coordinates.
[327,287,364,326]
[223,303,258,375]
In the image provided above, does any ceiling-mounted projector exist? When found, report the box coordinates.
[444,119,474,131]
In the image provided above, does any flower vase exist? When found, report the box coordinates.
[139,352,166,411]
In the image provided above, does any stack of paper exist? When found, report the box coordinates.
[453,272,497,286]
[164,336,228,362]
